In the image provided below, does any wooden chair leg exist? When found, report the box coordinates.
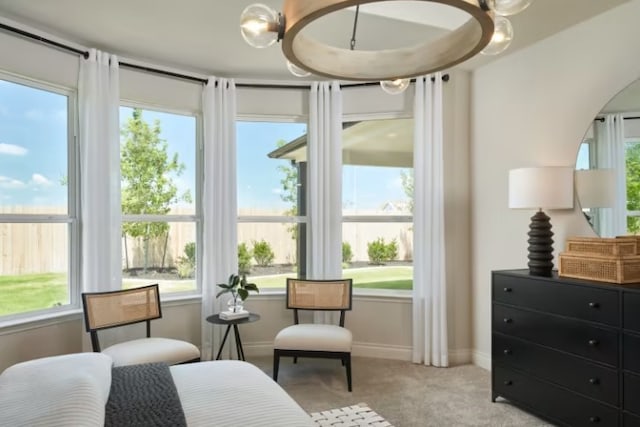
[345,354,352,392]
[273,350,280,381]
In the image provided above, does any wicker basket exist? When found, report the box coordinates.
[558,252,640,284]
[565,236,638,257]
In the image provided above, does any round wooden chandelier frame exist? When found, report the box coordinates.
[280,0,495,81]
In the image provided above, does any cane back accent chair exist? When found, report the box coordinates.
[273,278,353,391]
[81,284,200,367]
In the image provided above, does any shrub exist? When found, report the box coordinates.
[176,241,196,279]
[342,241,353,264]
[367,238,398,265]
[252,239,275,267]
[238,243,252,274]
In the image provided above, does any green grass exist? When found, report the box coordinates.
[0,273,68,316]
[251,266,413,290]
[0,265,412,316]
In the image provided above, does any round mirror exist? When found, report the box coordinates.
[576,79,640,237]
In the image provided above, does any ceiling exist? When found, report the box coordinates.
[0,0,630,82]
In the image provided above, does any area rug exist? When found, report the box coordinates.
[310,403,394,427]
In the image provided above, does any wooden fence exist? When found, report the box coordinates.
[1,207,413,274]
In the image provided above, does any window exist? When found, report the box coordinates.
[237,120,307,290]
[120,106,199,295]
[0,76,77,318]
[342,118,413,291]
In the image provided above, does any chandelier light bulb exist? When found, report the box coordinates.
[286,60,311,78]
[490,0,533,16]
[480,16,514,55]
[380,79,410,95]
[240,3,279,48]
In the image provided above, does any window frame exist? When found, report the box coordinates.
[236,116,309,290]
[119,101,203,298]
[0,71,80,321]
[340,113,414,296]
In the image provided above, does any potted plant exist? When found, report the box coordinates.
[216,274,259,313]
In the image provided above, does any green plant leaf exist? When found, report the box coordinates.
[217,284,231,289]
[216,289,229,298]
[244,283,259,292]
[238,288,249,300]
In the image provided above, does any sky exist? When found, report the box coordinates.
[1,78,410,212]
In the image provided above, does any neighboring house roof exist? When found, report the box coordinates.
[267,118,413,167]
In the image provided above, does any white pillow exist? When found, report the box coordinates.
[0,352,113,427]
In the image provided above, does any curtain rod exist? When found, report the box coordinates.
[0,21,449,89]
[594,116,640,122]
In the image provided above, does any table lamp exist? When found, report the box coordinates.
[509,167,574,277]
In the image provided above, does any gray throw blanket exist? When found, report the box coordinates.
[105,362,187,427]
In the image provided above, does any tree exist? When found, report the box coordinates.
[400,169,414,213]
[276,139,299,240]
[121,108,191,272]
[626,143,640,233]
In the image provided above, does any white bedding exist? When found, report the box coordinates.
[0,354,315,427]
[171,360,315,427]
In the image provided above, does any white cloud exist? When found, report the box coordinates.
[271,188,283,195]
[0,143,28,156]
[31,173,53,187]
[0,176,26,189]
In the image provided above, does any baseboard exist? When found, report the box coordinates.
[448,348,472,366]
[352,342,412,361]
[242,341,472,365]
[472,349,491,370]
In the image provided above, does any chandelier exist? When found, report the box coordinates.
[240,0,533,94]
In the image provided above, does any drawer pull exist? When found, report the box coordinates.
[589,416,600,423]
[588,302,600,309]
[503,318,513,324]
[589,378,600,385]
[503,287,512,292]
[503,380,513,386]
[588,339,599,347]
[503,349,512,355]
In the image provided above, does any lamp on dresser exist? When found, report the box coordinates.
[508,167,574,277]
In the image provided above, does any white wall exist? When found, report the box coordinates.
[470,0,640,369]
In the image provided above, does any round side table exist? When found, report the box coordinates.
[206,313,260,361]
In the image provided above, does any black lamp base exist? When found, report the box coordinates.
[527,210,554,277]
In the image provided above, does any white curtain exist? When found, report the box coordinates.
[412,74,448,367]
[201,77,237,360]
[308,81,343,280]
[308,81,342,324]
[595,114,626,237]
[78,49,121,293]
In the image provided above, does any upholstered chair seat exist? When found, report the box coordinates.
[274,324,352,353]
[103,337,201,367]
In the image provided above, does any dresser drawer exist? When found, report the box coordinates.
[625,372,640,416]
[625,412,640,427]
[494,365,619,426]
[624,293,640,333]
[624,333,640,374]
[494,304,619,366]
[493,273,619,326]
[493,333,618,405]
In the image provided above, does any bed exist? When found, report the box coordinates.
[0,352,315,427]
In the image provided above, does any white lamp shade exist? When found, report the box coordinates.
[575,169,615,208]
[509,167,574,209]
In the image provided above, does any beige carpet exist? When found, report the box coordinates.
[249,356,552,427]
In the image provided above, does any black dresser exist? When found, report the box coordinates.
[492,269,640,426]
